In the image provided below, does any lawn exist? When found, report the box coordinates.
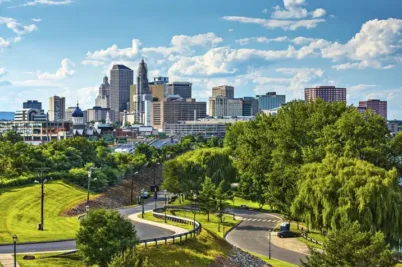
[0,180,97,244]
[232,196,272,211]
[16,252,85,267]
[247,251,298,267]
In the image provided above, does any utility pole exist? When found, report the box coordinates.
[131,171,139,204]
[87,167,99,205]
[268,230,272,259]
[35,167,50,231]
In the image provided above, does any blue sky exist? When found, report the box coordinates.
[1,0,402,119]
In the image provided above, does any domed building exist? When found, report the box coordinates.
[72,103,87,136]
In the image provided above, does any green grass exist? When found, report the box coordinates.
[232,196,272,211]
[247,251,298,267]
[16,252,85,267]
[0,180,97,244]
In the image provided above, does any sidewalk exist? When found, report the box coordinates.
[0,254,20,267]
[270,232,310,255]
[128,211,188,235]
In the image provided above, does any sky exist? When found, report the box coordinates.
[0,0,402,119]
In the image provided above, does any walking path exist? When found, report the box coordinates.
[128,211,188,235]
[0,254,20,267]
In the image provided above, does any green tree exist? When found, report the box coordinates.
[215,181,231,223]
[292,154,402,244]
[76,209,139,267]
[198,177,216,221]
[301,222,395,267]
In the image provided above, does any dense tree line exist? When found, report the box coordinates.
[225,99,402,245]
[0,133,203,190]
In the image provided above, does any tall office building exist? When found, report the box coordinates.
[212,85,235,99]
[132,59,152,123]
[23,100,42,110]
[305,86,346,103]
[49,96,66,121]
[358,99,387,119]
[86,106,115,123]
[151,97,207,130]
[110,64,134,121]
[149,76,169,101]
[95,75,111,109]
[167,82,192,99]
[208,96,243,117]
[242,97,258,116]
[256,92,286,110]
[65,107,76,121]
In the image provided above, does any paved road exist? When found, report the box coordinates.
[0,198,172,254]
[227,210,306,266]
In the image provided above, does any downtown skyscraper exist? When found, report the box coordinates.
[110,65,133,121]
[133,59,152,123]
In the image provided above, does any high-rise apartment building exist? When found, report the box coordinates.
[23,100,42,110]
[167,82,192,99]
[358,99,387,119]
[49,96,66,121]
[110,65,133,121]
[151,97,207,130]
[305,86,346,103]
[212,85,235,99]
[95,76,111,109]
[256,92,286,110]
[132,59,152,123]
[242,97,258,116]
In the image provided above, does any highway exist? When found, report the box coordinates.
[0,198,172,254]
[226,209,306,266]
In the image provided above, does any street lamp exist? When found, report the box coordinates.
[153,161,160,187]
[12,234,17,267]
[268,230,272,259]
[164,192,167,223]
[34,168,49,231]
[193,193,197,230]
[130,171,139,204]
[141,188,145,218]
[154,187,158,209]
[87,167,99,205]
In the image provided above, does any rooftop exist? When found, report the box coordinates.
[112,64,132,70]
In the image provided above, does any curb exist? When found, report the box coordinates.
[0,239,75,247]
[224,219,243,239]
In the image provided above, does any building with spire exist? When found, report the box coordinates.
[72,103,86,135]
[95,75,111,109]
[132,59,152,124]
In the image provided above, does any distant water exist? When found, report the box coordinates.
[0,112,14,121]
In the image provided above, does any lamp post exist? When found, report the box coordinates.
[164,192,167,223]
[12,234,17,267]
[141,188,145,218]
[222,217,225,237]
[154,187,158,209]
[193,193,197,230]
[130,171,139,204]
[268,230,272,259]
[86,205,89,217]
[153,161,160,187]
[87,167,99,205]
[35,167,49,231]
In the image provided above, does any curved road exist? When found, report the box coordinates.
[0,198,172,254]
[227,209,306,266]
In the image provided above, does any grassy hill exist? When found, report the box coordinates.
[0,180,95,244]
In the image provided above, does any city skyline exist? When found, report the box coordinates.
[0,0,401,118]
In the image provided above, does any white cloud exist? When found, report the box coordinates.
[222,16,325,30]
[291,36,319,45]
[332,61,394,70]
[228,28,234,32]
[23,0,71,6]
[62,86,98,109]
[311,8,326,18]
[86,39,142,61]
[31,18,42,22]
[0,68,7,77]
[81,60,105,67]
[236,36,288,45]
[0,38,11,48]
[349,84,376,91]
[38,58,75,80]
[262,8,268,14]
[322,18,402,69]
[0,17,37,35]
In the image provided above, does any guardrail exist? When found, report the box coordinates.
[137,207,202,248]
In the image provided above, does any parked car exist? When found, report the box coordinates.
[141,191,150,199]
[277,231,299,238]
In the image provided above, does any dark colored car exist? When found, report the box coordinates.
[141,191,150,199]
[277,231,299,238]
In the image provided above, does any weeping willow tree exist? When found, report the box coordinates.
[292,154,402,246]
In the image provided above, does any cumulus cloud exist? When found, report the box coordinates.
[0,17,37,35]
[262,8,268,14]
[236,36,288,45]
[31,18,42,22]
[323,18,402,69]
[0,68,7,77]
[311,8,326,18]
[85,39,142,62]
[222,16,325,31]
[38,58,75,80]
[349,84,376,91]
[0,38,11,48]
